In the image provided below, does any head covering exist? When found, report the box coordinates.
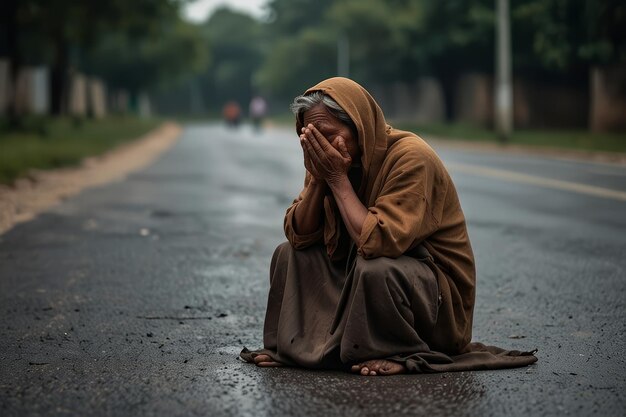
[296,77,408,205]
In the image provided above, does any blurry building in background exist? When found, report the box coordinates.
[88,78,107,119]
[455,74,493,128]
[590,65,626,132]
[12,66,49,115]
[367,67,624,134]
[0,61,134,120]
[68,73,87,117]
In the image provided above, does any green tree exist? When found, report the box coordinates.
[512,0,626,75]
[327,0,418,83]
[264,0,335,37]
[200,7,263,110]
[85,18,209,96]
[254,0,336,99]
[255,0,496,112]
[11,0,183,115]
[418,0,495,119]
[256,28,337,99]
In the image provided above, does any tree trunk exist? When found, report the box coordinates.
[2,0,21,128]
[590,65,626,132]
[50,33,69,116]
[437,70,457,122]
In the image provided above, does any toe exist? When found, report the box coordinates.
[360,367,369,376]
[253,354,271,364]
[379,361,405,375]
[351,364,363,373]
[378,367,392,375]
[368,361,382,372]
[257,361,283,367]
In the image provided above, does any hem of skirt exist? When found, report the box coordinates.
[241,342,538,374]
[386,342,538,373]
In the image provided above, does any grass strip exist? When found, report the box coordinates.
[0,116,161,184]
[395,122,626,154]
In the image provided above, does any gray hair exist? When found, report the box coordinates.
[290,91,356,134]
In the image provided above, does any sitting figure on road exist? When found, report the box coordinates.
[241,77,537,375]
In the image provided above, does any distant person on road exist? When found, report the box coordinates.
[249,95,268,131]
[241,77,537,375]
[223,101,241,127]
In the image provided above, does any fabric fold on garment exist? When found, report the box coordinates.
[387,343,538,373]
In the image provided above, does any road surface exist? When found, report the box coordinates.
[1,123,625,416]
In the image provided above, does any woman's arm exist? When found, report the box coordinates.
[291,178,326,235]
[326,175,368,243]
[300,124,368,243]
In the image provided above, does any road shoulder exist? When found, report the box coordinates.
[0,122,182,235]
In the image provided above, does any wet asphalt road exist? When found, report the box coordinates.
[1,123,625,417]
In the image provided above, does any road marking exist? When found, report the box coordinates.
[447,162,626,202]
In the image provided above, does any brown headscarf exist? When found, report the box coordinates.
[296,77,395,203]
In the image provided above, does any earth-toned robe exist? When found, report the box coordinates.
[241,77,537,372]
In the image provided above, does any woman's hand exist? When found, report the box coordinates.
[299,124,351,186]
[302,144,323,183]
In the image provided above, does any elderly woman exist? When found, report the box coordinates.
[241,77,536,375]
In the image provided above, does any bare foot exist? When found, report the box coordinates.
[351,359,405,376]
[253,354,283,368]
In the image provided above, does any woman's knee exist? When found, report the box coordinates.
[271,241,292,263]
[352,255,439,333]
[270,242,327,283]
[353,255,435,295]
[272,242,324,263]
[353,256,398,291]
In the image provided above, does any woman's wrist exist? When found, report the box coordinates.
[326,174,352,197]
[308,176,326,189]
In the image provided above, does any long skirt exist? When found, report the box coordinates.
[241,242,537,373]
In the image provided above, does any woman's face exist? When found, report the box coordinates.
[302,104,361,164]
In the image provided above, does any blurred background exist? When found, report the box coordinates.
[1,0,625,183]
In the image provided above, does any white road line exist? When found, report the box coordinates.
[447,162,626,202]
